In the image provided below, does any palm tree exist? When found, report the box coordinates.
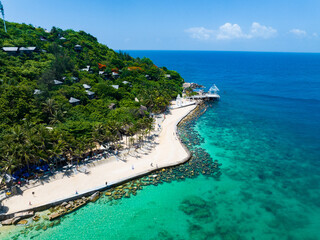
[42,99,57,123]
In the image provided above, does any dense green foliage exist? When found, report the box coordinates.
[0,21,184,175]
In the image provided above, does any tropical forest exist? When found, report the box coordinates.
[0,21,184,179]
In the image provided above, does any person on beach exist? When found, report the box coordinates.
[29,201,32,205]
[76,190,78,195]
[132,165,134,170]
[151,163,153,167]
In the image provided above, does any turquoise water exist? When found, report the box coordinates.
[3,51,320,239]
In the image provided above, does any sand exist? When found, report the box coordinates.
[2,104,196,214]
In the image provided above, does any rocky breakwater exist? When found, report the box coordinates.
[1,211,34,226]
[101,101,221,203]
[48,196,89,221]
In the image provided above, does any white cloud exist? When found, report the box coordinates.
[216,23,249,40]
[289,29,307,37]
[185,27,213,40]
[185,22,277,40]
[250,22,277,38]
[312,32,318,37]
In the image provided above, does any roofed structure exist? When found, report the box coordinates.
[74,44,82,51]
[53,80,63,85]
[69,97,80,105]
[83,84,91,89]
[111,85,119,90]
[34,89,42,95]
[2,47,18,52]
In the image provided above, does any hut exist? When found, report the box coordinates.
[53,80,63,85]
[74,44,82,52]
[34,89,42,95]
[111,85,119,90]
[19,47,36,54]
[86,90,95,99]
[83,84,91,89]
[71,77,79,82]
[2,47,19,56]
[69,97,80,106]
[112,72,119,78]
[40,36,47,41]
[109,103,116,110]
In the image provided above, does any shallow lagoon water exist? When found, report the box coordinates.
[2,51,320,239]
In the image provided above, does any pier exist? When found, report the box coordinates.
[186,84,220,101]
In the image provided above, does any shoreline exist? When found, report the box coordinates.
[1,102,198,218]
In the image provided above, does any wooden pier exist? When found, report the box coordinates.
[187,93,220,101]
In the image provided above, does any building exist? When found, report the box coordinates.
[108,103,116,110]
[112,72,119,78]
[69,97,80,106]
[40,36,47,41]
[81,65,90,72]
[86,90,95,99]
[2,47,19,56]
[34,89,42,95]
[74,45,82,52]
[83,84,91,89]
[19,47,36,54]
[111,85,119,90]
[71,77,79,82]
[53,80,63,85]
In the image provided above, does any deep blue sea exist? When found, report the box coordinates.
[3,51,320,240]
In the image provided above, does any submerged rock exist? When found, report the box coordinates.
[179,196,212,221]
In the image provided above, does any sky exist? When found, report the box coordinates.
[1,0,320,52]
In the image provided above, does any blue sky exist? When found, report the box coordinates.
[1,0,320,52]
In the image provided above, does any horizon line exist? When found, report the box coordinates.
[117,49,320,54]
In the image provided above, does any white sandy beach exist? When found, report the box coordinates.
[2,103,196,214]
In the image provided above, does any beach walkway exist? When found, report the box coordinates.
[2,104,196,214]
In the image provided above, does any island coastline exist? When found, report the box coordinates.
[1,101,198,217]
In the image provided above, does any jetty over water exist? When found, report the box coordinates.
[187,84,220,101]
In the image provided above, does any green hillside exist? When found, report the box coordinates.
[0,21,184,174]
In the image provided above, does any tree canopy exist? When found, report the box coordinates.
[0,21,184,177]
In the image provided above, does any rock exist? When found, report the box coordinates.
[89,191,100,202]
[139,105,148,116]
[49,212,60,221]
[17,219,28,225]
[105,192,112,196]
[32,215,40,222]
[2,218,14,225]
[14,211,34,219]
[12,217,21,225]
[65,204,72,209]
[179,195,212,221]
[61,202,68,207]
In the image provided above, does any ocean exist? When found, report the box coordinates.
[3,51,320,240]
